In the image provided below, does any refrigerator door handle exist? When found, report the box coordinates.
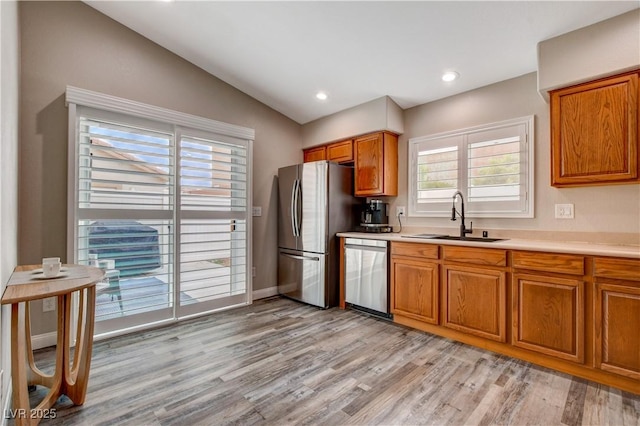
[290,179,299,237]
[281,252,320,262]
[295,178,303,237]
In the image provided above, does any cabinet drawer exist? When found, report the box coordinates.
[391,242,439,260]
[443,246,506,267]
[327,140,353,163]
[512,251,584,275]
[594,257,640,282]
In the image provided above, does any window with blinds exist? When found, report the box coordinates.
[409,116,534,218]
[67,87,253,334]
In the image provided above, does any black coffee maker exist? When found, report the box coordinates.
[360,199,391,232]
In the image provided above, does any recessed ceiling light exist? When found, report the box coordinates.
[316,92,328,101]
[442,71,459,82]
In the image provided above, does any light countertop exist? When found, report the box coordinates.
[337,232,640,259]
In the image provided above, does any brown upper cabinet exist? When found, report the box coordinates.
[550,70,640,187]
[303,145,326,163]
[354,131,398,196]
[326,139,353,163]
[303,139,353,164]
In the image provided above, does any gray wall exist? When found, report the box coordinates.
[302,96,404,148]
[538,8,640,99]
[393,72,640,240]
[19,1,302,335]
[0,0,19,410]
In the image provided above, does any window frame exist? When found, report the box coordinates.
[408,115,534,218]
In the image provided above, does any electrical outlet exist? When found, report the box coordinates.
[252,206,262,217]
[43,297,56,312]
[555,203,574,219]
[396,206,406,217]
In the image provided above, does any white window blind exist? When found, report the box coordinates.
[409,116,534,218]
[79,117,174,211]
[417,143,459,203]
[179,134,247,211]
[468,132,521,203]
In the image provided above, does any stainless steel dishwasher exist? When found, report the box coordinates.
[344,238,390,318]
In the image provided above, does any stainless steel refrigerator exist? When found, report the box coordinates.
[278,161,358,308]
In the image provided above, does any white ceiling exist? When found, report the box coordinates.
[85,1,639,125]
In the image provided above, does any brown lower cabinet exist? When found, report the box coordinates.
[442,246,507,342]
[594,257,640,381]
[391,257,439,324]
[594,282,640,380]
[383,241,640,394]
[512,273,584,363]
[390,242,439,324]
[444,264,506,342]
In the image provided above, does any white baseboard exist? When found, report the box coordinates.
[31,331,57,350]
[252,286,278,300]
[30,291,277,349]
[2,378,11,426]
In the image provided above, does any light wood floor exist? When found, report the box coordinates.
[28,297,640,425]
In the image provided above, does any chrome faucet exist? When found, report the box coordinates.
[451,191,473,238]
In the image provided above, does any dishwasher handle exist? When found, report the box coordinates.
[344,244,388,253]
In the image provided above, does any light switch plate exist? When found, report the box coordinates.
[252,206,262,217]
[555,203,574,219]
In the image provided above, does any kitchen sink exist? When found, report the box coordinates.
[402,234,448,239]
[402,234,506,242]
[432,235,506,242]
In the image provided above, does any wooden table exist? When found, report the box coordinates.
[1,264,104,425]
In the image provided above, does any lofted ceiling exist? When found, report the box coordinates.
[85,1,639,125]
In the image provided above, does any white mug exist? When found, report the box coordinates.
[43,257,61,278]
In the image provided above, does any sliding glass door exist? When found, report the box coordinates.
[69,96,252,337]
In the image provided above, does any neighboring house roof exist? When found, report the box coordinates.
[91,137,170,178]
[90,138,232,196]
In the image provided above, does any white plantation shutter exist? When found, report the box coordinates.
[179,133,247,211]
[177,129,249,315]
[416,138,460,203]
[409,116,533,218]
[78,117,174,211]
[468,136,520,201]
